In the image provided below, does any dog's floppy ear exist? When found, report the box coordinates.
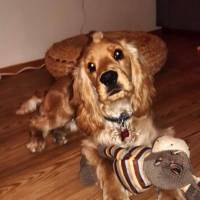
[73,64,104,135]
[122,42,156,116]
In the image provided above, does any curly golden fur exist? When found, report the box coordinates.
[75,32,181,199]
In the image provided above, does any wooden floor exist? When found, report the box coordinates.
[0,31,200,200]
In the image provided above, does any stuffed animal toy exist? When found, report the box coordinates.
[80,136,200,200]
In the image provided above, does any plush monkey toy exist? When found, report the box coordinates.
[80,136,200,200]
[97,136,200,199]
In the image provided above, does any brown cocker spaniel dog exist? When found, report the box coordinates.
[17,32,183,199]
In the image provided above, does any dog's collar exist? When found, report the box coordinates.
[104,112,132,126]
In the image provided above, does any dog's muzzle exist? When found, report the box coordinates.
[100,70,121,95]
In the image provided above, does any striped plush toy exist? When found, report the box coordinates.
[97,136,200,200]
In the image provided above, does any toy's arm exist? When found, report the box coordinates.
[98,145,151,161]
[97,145,129,160]
[98,145,137,160]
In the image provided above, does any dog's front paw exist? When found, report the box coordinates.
[54,135,68,145]
[52,129,68,145]
[26,139,46,153]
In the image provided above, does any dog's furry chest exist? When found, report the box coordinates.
[95,116,157,148]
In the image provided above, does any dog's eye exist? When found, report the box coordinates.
[114,49,124,61]
[88,62,96,73]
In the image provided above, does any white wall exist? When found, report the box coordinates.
[0,0,156,68]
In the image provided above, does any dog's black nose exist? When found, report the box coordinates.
[100,70,118,87]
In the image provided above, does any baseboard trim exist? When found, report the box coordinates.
[0,58,44,74]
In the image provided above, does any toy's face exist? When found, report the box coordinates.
[144,150,193,190]
[152,136,190,158]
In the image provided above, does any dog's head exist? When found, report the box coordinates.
[73,32,155,134]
